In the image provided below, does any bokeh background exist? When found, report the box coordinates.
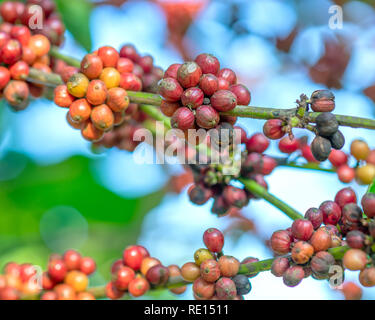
[1,0,375,299]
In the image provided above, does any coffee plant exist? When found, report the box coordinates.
[0,0,375,301]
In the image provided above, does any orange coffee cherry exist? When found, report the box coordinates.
[90,104,114,131]
[350,139,370,161]
[54,85,75,108]
[29,34,51,57]
[291,241,314,264]
[343,249,368,271]
[106,87,129,112]
[65,271,89,292]
[86,80,108,106]
[54,284,76,300]
[81,121,104,142]
[81,53,103,79]
[69,98,91,123]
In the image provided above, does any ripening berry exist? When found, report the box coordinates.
[105,281,124,300]
[177,61,202,88]
[171,107,195,130]
[210,89,237,112]
[160,100,180,117]
[91,104,114,131]
[356,164,375,185]
[48,259,67,282]
[54,85,75,108]
[343,249,368,271]
[81,121,104,142]
[199,259,220,283]
[367,150,375,165]
[309,228,331,252]
[291,241,314,264]
[146,265,169,286]
[140,257,161,276]
[65,271,89,292]
[319,200,342,225]
[119,72,142,91]
[283,266,305,287]
[98,46,119,68]
[29,34,50,57]
[263,119,285,140]
[270,230,292,255]
[0,39,22,65]
[158,77,183,102]
[69,99,91,123]
[215,277,237,300]
[217,68,237,85]
[359,267,375,288]
[116,57,134,74]
[199,73,219,96]
[128,276,150,297]
[271,257,290,277]
[218,255,240,277]
[67,73,89,98]
[337,164,355,183]
[63,249,82,271]
[291,219,314,241]
[114,266,135,290]
[99,67,121,89]
[229,84,251,105]
[86,80,108,106]
[181,262,200,282]
[350,139,370,160]
[203,228,224,253]
[181,87,204,109]
[193,277,215,299]
[0,66,11,90]
[195,53,220,75]
[194,248,214,266]
[81,53,103,79]
[361,193,375,218]
[195,105,220,129]
[341,282,362,300]
[79,257,96,275]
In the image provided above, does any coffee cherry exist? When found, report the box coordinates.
[311,135,331,161]
[350,139,370,160]
[10,25,30,46]
[310,251,335,277]
[193,277,215,299]
[291,219,314,241]
[261,156,277,175]
[246,133,269,154]
[270,230,292,255]
[229,84,251,106]
[140,257,161,276]
[194,53,220,75]
[329,130,345,150]
[282,266,305,287]
[361,193,375,218]
[171,107,195,130]
[19,263,36,282]
[53,85,75,109]
[9,61,29,80]
[91,104,114,131]
[158,77,183,102]
[63,249,82,271]
[0,287,19,300]
[343,249,368,271]
[346,230,366,249]
[29,34,50,57]
[342,203,362,226]
[291,241,314,264]
[119,44,140,62]
[69,98,91,123]
[120,72,142,91]
[177,61,202,88]
[319,200,342,225]
[81,53,103,79]
[160,100,180,117]
[232,274,251,295]
[86,80,108,106]
[337,164,355,183]
[304,208,323,230]
[217,68,237,85]
[328,150,348,167]
[271,257,290,277]
[116,57,134,74]
[315,112,339,137]
[195,105,220,129]
[181,87,204,109]
[200,259,220,283]
[300,144,317,163]
[105,87,129,113]
[162,64,180,79]
[0,39,22,65]
[76,292,95,300]
[145,265,169,286]
[99,67,121,89]
[203,228,224,253]
[0,2,18,23]
[279,136,301,154]
[194,248,215,267]
[199,73,219,96]
[181,262,200,282]
[310,89,335,112]
[0,66,10,91]
[263,119,285,140]
[210,90,237,112]
[341,282,362,300]
[218,255,240,277]
[359,267,375,287]
[67,73,89,98]
[65,271,88,292]
[79,257,96,275]
[123,245,144,271]
[222,186,247,208]
[60,66,79,83]
[309,228,331,252]
[215,277,237,300]
[114,266,135,290]
[105,281,124,300]
[0,31,10,48]
[111,259,124,276]
[188,184,212,205]
[367,150,375,165]
[356,164,375,185]
[41,291,58,300]
[97,46,119,68]
[42,272,55,290]
[48,259,67,282]
[81,121,104,142]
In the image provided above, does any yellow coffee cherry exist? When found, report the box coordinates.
[99,67,120,89]
[67,73,89,98]
[350,139,370,161]
[65,271,89,292]
[356,164,375,185]
[194,248,214,266]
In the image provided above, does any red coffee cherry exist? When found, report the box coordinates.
[181,87,204,109]
[41,291,58,300]
[97,46,119,68]
[0,66,11,89]
[195,105,220,129]
[119,44,140,62]
[79,257,96,275]
[229,84,251,105]
[218,255,240,277]
[194,53,220,75]
[116,57,134,74]
[120,72,142,91]
[334,187,357,209]
[1,39,22,64]
[200,259,220,283]
[203,228,224,253]
[10,25,31,46]
[177,61,202,88]
[0,31,10,48]
[246,133,269,153]
[146,265,169,286]
[341,282,362,299]
[271,257,290,277]
[114,266,135,290]
[359,267,375,288]
[291,219,314,241]
[319,200,342,225]
[337,164,355,183]
[111,259,124,275]
[81,53,103,79]
[361,193,375,218]
[263,119,285,140]
[42,272,56,290]
[343,249,368,271]
[328,149,347,167]
[301,144,318,163]
[160,100,180,117]
[193,277,215,299]
[0,287,19,300]
[222,186,248,208]
[310,251,335,277]
[304,208,323,230]
[106,281,124,300]
[123,245,144,271]
[278,136,300,154]
[210,89,237,112]
[270,230,292,255]
[171,107,195,130]
[215,277,237,300]
[291,241,314,264]
[8,61,28,81]
[283,266,304,287]
[199,73,219,96]
[19,263,37,282]
[86,80,108,106]
[217,77,230,90]
[60,66,79,83]
[0,2,18,23]
[158,77,183,102]
[138,55,154,73]
[63,249,82,271]
[310,89,335,112]
[262,155,277,175]
[217,68,237,85]
[48,259,67,282]
[309,228,331,252]
[164,63,181,79]
[346,230,366,249]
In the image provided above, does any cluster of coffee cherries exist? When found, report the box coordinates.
[106,245,186,299]
[270,187,375,288]
[180,228,254,300]
[158,53,251,130]
[188,127,276,216]
[0,1,60,111]
[0,249,96,300]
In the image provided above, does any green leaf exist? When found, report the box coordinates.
[54,0,93,52]
[367,178,375,194]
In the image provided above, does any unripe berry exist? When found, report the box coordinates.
[291,241,314,264]
[203,228,224,253]
[65,271,89,292]
[67,73,89,98]
[310,89,335,112]
[81,53,103,79]
[97,46,119,68]
[291,219,314,241]
[304,208,323,230]
[199,73,219,96]
[29,34,50,57]
[218,255,240,277]
[309,228,331,252]
[328,149,347,167]
[361,193,375,218]
[343,249,368,271]
[346,230,366,249]
[229,84,251,105]
[158,77,183,102]
[63,249,82,271]
[106,87,129,112]
[263,119,285,140]
[217,68,237,85]
[86,80,108,106]
[194,248,215,267]
[0,39,22,65]
[356,164,375,185]
[181,87,204,109]
[48,259,67,282]
[215,277,237,300]
[160,100,180,117]
[193,277,215,299]
[120,72,142,91]
[195,105,220,129]
[271,257,290,277]
[270,230,292,255]
[310,251,335,277]
[350,139,370,160]
[171,107,195,130]
[116,57,134,74]
[99,67,121,89]
[195,53,220,75]
[79,257,96,275]
[181,262,200,282]
[200,259,220,283]
[283,266,304,287]
[311,135,331,162]
[81,121,104,142]
[177,61,202,88]
[210,89,237,112]
[69,98,91,123]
